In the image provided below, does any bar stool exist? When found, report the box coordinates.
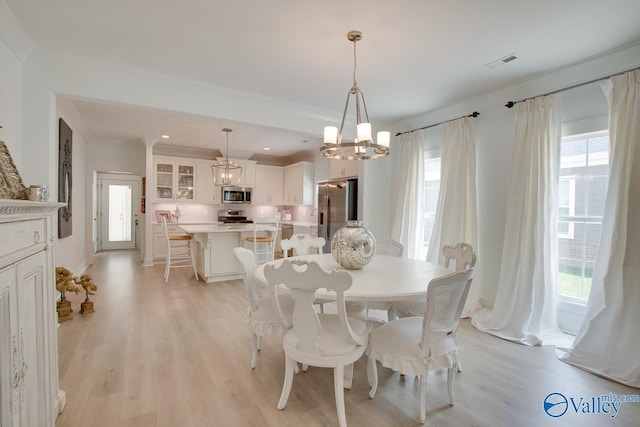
[244,217,279,265]
[161,216,198,283]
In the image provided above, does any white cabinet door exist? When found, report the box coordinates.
[284,162,314,205]
[195,160,220,204]
[0,265,18,427]
[218,159,256,188]
[153,157,197,202]
[255,165,284,205]
[15,251,48,427]
[0,251,49,427]
[329,159,359,179]
[239,161,256,187]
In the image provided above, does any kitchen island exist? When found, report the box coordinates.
[178,223,254,283]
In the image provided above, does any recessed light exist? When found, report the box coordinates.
[263,147,271,151]
[161,134,170,139]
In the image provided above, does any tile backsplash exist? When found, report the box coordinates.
[152,203,316,223]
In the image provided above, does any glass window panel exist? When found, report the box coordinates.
[557,131,608,302]
[421,156,441,259]
[108,185,132,242]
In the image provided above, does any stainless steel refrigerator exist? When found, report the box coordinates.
[317,178,358,253]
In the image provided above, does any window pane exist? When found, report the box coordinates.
[557,131,608,302]
[422,156,441,258]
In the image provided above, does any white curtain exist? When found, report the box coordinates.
[472,94,565,346]
[390,131,425,259]
[426,117,480,316]
[558,70,640,387]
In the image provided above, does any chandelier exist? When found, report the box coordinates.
[320,31,390,160]
[211,128,242,186]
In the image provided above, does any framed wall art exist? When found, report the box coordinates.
[0,140,27,200]
[58,118,73,238]
[155,210,171,223]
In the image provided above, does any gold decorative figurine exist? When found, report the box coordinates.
[77,274,98,314]
[55,267,80,322]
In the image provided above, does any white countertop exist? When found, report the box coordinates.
[178,224,255,233]
[153,220,220,226]
[280,221,317,227]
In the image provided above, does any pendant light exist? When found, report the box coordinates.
[211,128,242,186]
[320,31,390,160]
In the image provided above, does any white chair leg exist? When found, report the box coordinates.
[302,364,308,372]
[164,252,170,283]
[256,335,263,351]
[343,363,353,389]
[368,357,378,398]
[250,333,258,369]
[277,356,295,410]
[334,364,347,427]
[419,373,428,423]
[447,367,455,404]
[294,363,300,375]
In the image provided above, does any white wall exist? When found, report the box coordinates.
[55,100,90,274]
[0,37,23,165]
[386,43,640,308]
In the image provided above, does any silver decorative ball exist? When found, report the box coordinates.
[331,220,376,270]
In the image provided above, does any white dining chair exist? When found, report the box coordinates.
[364,238,405,320]
[367,268,475,423]
[243,217,279,265]
[233,247,294,369]
[392,242,476,318]
[375,238,405,258]
[280,233,331,313]
[280,233,326,258]
[161,215,198,283]
[264,259,370,427]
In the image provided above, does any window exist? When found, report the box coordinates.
[421,152,441,259]
[557,131,609,302]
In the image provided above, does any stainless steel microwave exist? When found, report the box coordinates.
[221,186,252,204]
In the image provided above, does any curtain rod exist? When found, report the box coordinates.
[395,111,480,136]
[505,66,640,108]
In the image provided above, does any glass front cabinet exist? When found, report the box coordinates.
[154,157,196,201]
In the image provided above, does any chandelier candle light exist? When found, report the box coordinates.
[320,31,390,160]
[212,128,242,186]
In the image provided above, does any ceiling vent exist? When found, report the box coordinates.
[484,53,518,70]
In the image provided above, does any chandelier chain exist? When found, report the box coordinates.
[352,37,358,87]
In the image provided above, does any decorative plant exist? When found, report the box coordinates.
[75,274,98,301]
[55,266,80,300]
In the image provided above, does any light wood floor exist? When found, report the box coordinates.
[56,251,639,427]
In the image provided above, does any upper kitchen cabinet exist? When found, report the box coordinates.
[329,158,359,179]
[284,161,314,205]
[254,165,284,205]
[153,156,196,201]
[219,158,256,188]
[194,159,220,204]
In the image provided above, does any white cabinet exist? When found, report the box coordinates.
[153,157,197,201]
[194,159,220,204]
[152,223,187,261]
[283,162,314,205]
[217,158,256,188]
[329,159,359,179]
[254,165,284,205]
[0,200,65,427]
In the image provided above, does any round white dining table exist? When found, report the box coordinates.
[254,253,451,302]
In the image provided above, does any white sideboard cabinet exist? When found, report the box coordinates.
[0,200,66,427]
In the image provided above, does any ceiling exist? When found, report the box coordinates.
[6,0,640,158]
